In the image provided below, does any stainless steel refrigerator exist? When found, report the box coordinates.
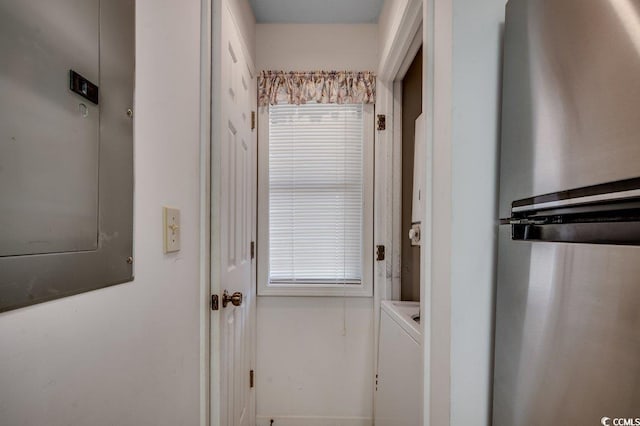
[493,0,640,424]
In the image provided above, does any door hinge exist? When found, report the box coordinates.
[250,369,254,388]
[211,294,219,311]
[376,245,385,261]
[250,241,255,259]
[376,114,386,131]
[251,111,256,130]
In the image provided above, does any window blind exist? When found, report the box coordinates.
[268,103,364,285]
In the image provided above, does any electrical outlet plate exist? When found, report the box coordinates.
[163,207,180,253]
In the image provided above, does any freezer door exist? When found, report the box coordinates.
[493,226,640,425]
[499,0,640,218]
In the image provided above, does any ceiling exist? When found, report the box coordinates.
[248,0,384,24]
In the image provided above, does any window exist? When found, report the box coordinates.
[258,103,374,296]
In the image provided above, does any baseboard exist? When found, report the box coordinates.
[255,415,373,426]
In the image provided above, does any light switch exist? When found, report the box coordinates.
[163,207,181,253]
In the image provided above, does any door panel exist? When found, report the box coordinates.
[0,0,100,257]
[226,123,237,268]
[239,138,249,262]
[493,226,640,425]
[218,3,255,426]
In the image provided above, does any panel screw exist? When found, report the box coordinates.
[126,256,133,264]
[126,108,133,118]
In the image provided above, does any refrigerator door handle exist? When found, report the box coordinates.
[511,177,640,214]
[512,188,640,214]
[510,219,640,246]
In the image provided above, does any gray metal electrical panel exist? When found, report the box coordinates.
[0,0,135,312]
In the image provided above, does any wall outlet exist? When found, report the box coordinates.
[163,207,180,253]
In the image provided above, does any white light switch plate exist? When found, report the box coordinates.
[163,207,180,253]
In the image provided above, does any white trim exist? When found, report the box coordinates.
[511,189,640,213]
[199,0,211,425]
[257,105,375,298]
[249,38,258,426]
[421,4,433,425]
[378,0,424,81]
[209,1,222,425]
[371,80,393,420]
[422,0,453,425]
[396,23,424,81]
[372,79,393,361]
[256,416,372,426]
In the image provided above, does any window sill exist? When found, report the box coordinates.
[258,283,373,297]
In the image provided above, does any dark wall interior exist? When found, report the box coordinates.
[401,46,423,302]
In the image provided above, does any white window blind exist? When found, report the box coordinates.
[268,103,364,285]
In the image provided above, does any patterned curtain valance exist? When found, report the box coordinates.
[258,70,376,106]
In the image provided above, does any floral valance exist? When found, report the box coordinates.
[258,70,376,106]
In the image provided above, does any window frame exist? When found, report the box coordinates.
[257,103,374,297]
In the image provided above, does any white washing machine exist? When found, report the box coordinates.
[375,301,422,426]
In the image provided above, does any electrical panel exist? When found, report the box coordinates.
[0,0,135,312]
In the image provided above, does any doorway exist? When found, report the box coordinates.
[400,46,423,302]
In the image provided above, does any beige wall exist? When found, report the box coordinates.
[256,24,378,71]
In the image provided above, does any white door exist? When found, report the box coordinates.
[217,3,256,425]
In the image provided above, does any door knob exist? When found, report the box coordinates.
[222,290,243,308]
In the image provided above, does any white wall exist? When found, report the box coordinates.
[378,0,410,74]
[0,1,204,425]
[255,23,378,426]
[257,297,374,425]
[424,0,505,424]
[449,0,504,423]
